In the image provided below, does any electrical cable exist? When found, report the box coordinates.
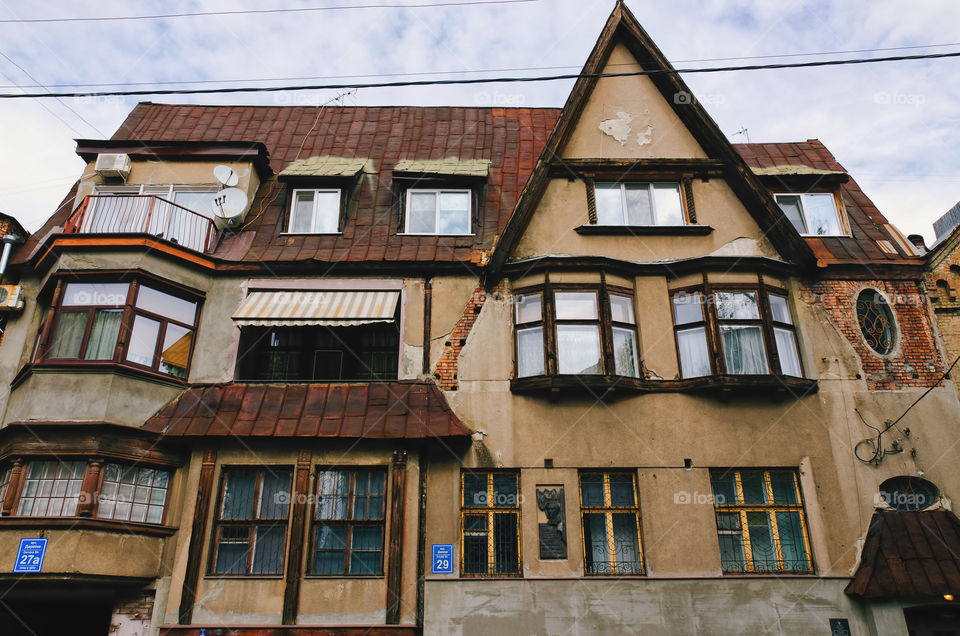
[3,50,959,100]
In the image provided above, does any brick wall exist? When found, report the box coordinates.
[109,591,154,636]
[800,279,943,390]
[433,285,490,390]
[925,249,960,373]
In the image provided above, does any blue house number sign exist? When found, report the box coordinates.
[14,538,47,573]
[432,544,453,574]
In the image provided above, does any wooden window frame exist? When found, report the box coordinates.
[284,188,343,235]
[591,181,691,226]
[670,282,804,379]
[710,469,814,574]
[208,465,294,578]
[307,466,388,578]
[512,281,640,379]
[578,470,644,576]
[459,471,522,577]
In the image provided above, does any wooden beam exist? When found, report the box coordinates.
[386,450,408,624]
[282,449,313,625]
[178,449,217,625]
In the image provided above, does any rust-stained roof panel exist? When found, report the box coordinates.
[143,381,472,440]
[846,509,960,601]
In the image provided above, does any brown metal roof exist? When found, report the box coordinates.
[143,381,472,439]
[846,509,960,601]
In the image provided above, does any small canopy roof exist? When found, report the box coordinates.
[232,290,399,327]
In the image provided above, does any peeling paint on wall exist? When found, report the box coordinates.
[598,111,633,145]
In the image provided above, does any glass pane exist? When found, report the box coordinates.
[710,472,739,505]
[623,184,653,225]
[677,327,711,378]
[609,295,635,324]
[554,292,598,320]
[47,311,88,359]
[351,551,382,575]
[172,190,218,218]
[580,474,604,507]
[462,515,489,574]
[609,474,636,507]
[556,325,602,374]
[515,293,542,324]
[672,293,703,325]
[718,531,746,572]
[493,512,519,574]
[776,510,809,570]
[720,326,768,374]
[136,285,197,325]
[583,513,609,574]
[316,470,349,519]
[770,472,799,505]
[312,191,340,233]
[517,327,544,377]
[612,327,638,377]
[492,473,518,508]
[84,309,122,360]
[612,513,642,573]
[438,191,471,234]
[775,327,802,377]
[291,191,315,233]
[251,525,286,574]
[313,525,348,574]
[768,295,792,324]
[407,191,436,233]
[652,183,684,225]
[775,195,806,234]
[715,292,759,320]
[159,324,193,378]
[740,471,768,505]
[221,471,256,519]
[214,527,250,574]
[62,282,129,307]
[594,183,624,225]
[803,193,842,235]
[259,469,292,520]
[126,314,161,367]
[463,473,488,508]
[746,511,776,571]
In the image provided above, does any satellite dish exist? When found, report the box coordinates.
[213,164,239,187]
[211,187,249,229]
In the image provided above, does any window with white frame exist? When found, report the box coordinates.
[774,193,844,236]
[288,189,341,234]
[95,185,220,219]
[405,189,471,235]
[595,182,686,226]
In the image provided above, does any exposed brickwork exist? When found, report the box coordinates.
[925,245,960,374]
[433,285,493,390]
[110,591,154,636]
[800,279,943,390]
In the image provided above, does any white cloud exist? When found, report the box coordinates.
[1,0,958,244]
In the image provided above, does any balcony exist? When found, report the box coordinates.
[63,194,218,254]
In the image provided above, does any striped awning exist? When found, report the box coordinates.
[233,290,399,327]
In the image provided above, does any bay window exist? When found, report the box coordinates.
[671,286,803,379]
[514,285,639,379]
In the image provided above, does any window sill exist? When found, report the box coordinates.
[204,574,285,580]
[574,224,714,236]
[304,574,386,579]
[14,361,188,390]
[510,374,817,396]
[279,231,342,236]
[396,232,476,237]
[0,516,177,537]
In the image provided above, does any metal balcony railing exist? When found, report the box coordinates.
[64,195,218,253]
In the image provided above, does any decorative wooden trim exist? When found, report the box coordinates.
[178,449,217,625]
[584,177,597,224]
[77,458,103,517]
[509,373,818,396]
[501,255,798,280]
[386,450,408,624]
[682,175,697,224]
[282,450,313,625]
[1,459,24,516]
[414,450,428,629]
[573,224,713,236]
[422,278,432,375]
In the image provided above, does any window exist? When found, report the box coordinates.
[288,189,341,233]
[595,182,685,226]
[311,469,386,575]
[856,289,896,355]
[17,461,86,517]
[237,324,399,381]
[41,277,200,379]
[579,471,644,575]
[878,476,940,512]
[671,287,802,379]
[461,472,521,576]
[513,286,640,379]
[95,185,219,219]
[774,193,844,236]
[97,463,170,524]
[405,189,471,235]
[709,469,812,573]
[211,468,293,576]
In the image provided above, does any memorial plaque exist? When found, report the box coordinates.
[536,486,566,559]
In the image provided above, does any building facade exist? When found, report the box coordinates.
[0,3,958,635]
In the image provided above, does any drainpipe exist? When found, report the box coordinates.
[0,234,24,285]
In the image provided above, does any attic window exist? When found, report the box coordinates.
[595,182,686,226]
[404,189,472,235]
[288,189,341,234]
[774,193,844,236]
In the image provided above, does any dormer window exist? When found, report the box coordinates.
[288,189,341,234]
[774,193,844,236]
[405,189,472,235]
[595,182,685,226]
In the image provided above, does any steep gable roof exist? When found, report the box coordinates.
[488,0,815,277]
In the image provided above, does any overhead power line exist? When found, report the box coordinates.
[1,50,958,100]
[0,0,536,23]
[3,41,959,91]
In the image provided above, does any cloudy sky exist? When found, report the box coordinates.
[1,0,959,244]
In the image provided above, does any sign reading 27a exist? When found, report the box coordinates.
[14,538,47,573]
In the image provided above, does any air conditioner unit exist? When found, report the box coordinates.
[0,285,24,311]
[94,153,131,180]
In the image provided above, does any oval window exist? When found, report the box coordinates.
[878,476,939,511]
[856,289,896,354]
